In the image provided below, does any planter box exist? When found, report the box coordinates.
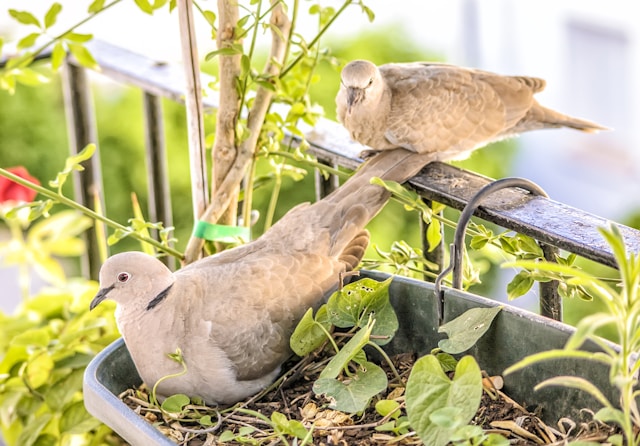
[84,271,615,445]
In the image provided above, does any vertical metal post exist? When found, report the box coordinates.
[61,60,105,280]
[314,160,340,201]
[142,92,175,270]
[539,243,562,321]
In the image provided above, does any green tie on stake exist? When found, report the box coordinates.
[193,221,251,243]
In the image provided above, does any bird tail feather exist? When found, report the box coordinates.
[324,149,435,219]
[531,104,609,133]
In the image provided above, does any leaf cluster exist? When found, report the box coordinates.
[291,277,398,413]
[0,276,122,446]
[505,224,640,446]
[289,276,505,445]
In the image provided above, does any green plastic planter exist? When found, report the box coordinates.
[84,271,615,445]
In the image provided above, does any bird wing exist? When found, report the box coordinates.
[380,63,543,155]
[179,206,348,381]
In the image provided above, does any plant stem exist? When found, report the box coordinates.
[367,341,403,383]
[242,159,257,230]
[0,168,184,260]
[263,163,282,231]
[268,150,348,178]
[279,0,352,78]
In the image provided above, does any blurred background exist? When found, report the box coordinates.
[1,0,638,324]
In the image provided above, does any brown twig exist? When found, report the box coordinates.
[183,0,292,264]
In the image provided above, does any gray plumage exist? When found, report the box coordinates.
[91,59,604,406]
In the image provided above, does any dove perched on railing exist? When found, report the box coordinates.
[336,59,606,160]
[90,59,604,406]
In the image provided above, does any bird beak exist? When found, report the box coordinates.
[347,87,364,114]
[90,284,114,310]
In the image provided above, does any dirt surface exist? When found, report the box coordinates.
[119,351,619,445]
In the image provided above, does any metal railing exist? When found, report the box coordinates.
[5,39,640,322]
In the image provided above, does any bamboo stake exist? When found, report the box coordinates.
[176,0,208,229]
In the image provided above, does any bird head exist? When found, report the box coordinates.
[340,59,380,113]
[90,251,175,311]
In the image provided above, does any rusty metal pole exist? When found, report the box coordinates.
[142,92,175,270]
[61,60,105,280]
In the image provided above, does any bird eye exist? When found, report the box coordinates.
[117,272,130,283]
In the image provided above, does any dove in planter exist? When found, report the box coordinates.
[91,60,605,406]
[336,59,606,159]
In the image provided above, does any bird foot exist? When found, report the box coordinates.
[358,149,381,160]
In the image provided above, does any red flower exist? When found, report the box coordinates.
[0,166,40,204]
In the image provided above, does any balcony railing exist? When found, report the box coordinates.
[3,39,640,323]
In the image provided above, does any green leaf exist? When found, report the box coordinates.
[534,376,612,408]
[506,270,534,299]
[426,218,442,252]
[505,349,612,376]
[319,318,374,380]
[326,277,397,344]
[594,407,626,427]
[375,399,401,419]
[438,306,502,354]
[470,234,489,250]
[516,234,543,257]
[498,236,517,256]
[205,46,243,60]
[9,10,41,27]
[32,433,57,446]
[161,394,190,413]
[88,0,106,13]
[313,361,388,413]
[67,44,99,70]
[360,4,375,22]
[49,143,96,191]
[429,406,466,429]
[44,3,62,29]
[240,54,251,78]
[435,352,458,373]
[406,355,482,446]
[25,352,54,389]
[271,411,309,439]
[134,0,154,14]
[50,41,66,71]
[107,228,130,245]
[63,32,93,43]
[16,414,52,446]
[129,195,155,255]
[45,368,84,408]
[566,313,617,350]
[203,10,216,26]
[14,68,50,86]
[370,177,425,210]
[255,78,276,92]
[290,306,331,356]
[17,33,40,50]
[59,401,101,434]
[12,328,51,348]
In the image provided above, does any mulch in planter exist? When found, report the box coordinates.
[118,351,620,445]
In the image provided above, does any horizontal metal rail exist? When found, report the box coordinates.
[71,40,640,270]
[4,39,639,308]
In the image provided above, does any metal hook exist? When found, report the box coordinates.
[434,177,549,324]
